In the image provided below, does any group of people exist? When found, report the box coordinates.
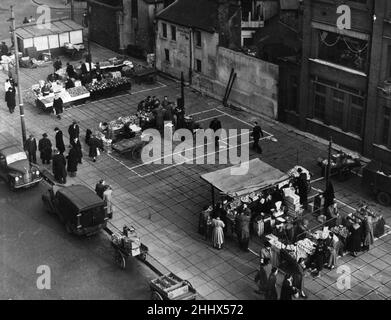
[23,120,83,184]
[137,95,185,131]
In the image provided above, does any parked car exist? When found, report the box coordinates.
[362,161,391,206]
[0,133,42,191]
[42,184,111,236]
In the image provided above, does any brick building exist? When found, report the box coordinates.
[297,0,391,165]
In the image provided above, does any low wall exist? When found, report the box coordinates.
[192,47,279,119]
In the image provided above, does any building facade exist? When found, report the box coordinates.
[297,0,391,165]
[88,0,164,55]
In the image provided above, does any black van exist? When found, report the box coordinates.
[42,184,110,236]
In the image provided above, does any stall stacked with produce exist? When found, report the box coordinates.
[85,77,132,99]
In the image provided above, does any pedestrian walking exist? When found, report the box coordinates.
[265,267,278,300]
[0,41,8,56]
[254,241,271,294]
[54,127,65,154]
[52,149,67,184]
[250,121,264,154]
[240,211,251,251]
[103,185,113,219]
[66,146,79,177]
[85,128,92,146]
[71,137,83,164]
[38,133,52,164]
[24,134,37,164]
[95,179,106,199]
[209,118,222,147]
[211,215,225,250]
[5,87,16,113]
[68,120,80,142]
[53,92,64,119]
[297,167,308,210]
[327,232,339,269]
[235,211,242,243]
[88,133,103,162]
[280,274,298,300]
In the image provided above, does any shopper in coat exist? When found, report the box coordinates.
[240,212,251,251]
[95,179,106,199]
[265,267,278,300]
[88,134,103,162]
[66,146,79,177]
[103,185,113,219]
[363,214,374,251]
[211,216,225,250]
[297,167,308,210]
[54,127,65,154]
[324,181,335,214]
[347,219,362,257]
[68,120,80,142]
[254,260,268,294]
[280,274,298,300]
[292,258,307,299]
[327,233,339,269]
[71,137,83,164]
[24,134,37,164]
[52,149,67,184]
[38,133,52,164]
[5,86,16,113]
[53,93,64,119]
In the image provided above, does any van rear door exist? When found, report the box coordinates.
[80,205,106,227]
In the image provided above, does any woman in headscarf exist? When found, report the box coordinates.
[211,215,225,250]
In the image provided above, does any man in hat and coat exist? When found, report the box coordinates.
[68,120,80,143]
[88,133,103,162]
[52,149,67,184]
[54,127,65,154]
[38,133,52,164]
[66,146,79,177]
[71,137,83,164]
[24,134,37,164]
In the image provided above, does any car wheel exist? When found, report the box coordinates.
[377,192,391,207]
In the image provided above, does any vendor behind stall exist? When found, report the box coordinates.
[47,72,60,83]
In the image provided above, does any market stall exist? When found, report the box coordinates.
[15,18,84,56]
[317,151,361,181]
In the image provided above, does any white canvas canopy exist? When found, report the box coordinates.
[200,158,290,198]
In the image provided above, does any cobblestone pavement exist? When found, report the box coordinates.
[1,43,391,300]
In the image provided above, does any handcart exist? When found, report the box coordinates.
[110,225,148,269]
[150,273,197,300]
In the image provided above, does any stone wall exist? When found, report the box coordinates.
[192,47,279,119]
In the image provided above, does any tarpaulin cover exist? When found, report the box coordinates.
[200,158,290,197]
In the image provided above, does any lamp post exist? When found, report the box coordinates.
[9,6,27,145]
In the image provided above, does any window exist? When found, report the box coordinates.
[332,89,345,129]
[349,96,364,135]
[195,59,202,72]
[314,83,326,121]
[195,30,201,47]
[318,31,368,72]
[288,75,298,112]
[162,23,167,38]
[171,25,176,41]
[164,49,170,62]
[131,0,138,19]
[382,107,391,146]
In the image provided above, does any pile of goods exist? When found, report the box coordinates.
[67,86,89,98]
[283,187,301,217]
[151,274,189,299]
[296,238,316,259]
[317,152,361,169]
[331,225,349,239]
[287,166,311,179]
[109,115,139,131]
[85,77,131,98]
[111,231,141,255]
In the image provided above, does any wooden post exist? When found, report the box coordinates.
[325,137,333,188]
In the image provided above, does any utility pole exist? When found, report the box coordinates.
[9,6,27,145]
[70,0,75,21]
[86,6,92,75]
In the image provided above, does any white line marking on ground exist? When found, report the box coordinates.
[189,108,218,116]
[131,81,167,94]
[107,153,142,178]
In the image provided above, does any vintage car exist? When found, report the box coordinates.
[42,184,111,236]
[0,134,42,190]
[362,161,391,206]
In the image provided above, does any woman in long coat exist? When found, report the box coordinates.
[363,214,374,251]
[103,185,113,219]
[53,93,63,119]
[265,268,278,300]
[347,219,362,257]
[71,137,83,164]
[240,212,251,251]
[88,134,103,162]
[211,216,225,250]
[66,146,79,177]
[5,87,16,113]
